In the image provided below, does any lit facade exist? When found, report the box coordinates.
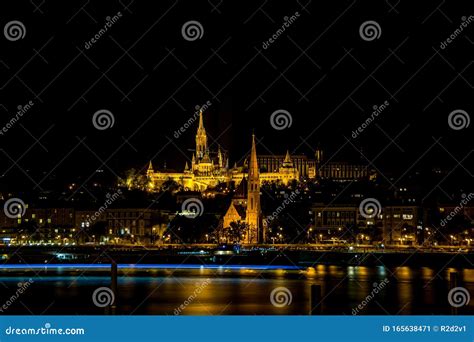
[317,162,373,181]
[146,111,300,191]
[382,206,422,245]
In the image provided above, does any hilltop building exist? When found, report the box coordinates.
[145,110,374,192]
[146,110,300,191]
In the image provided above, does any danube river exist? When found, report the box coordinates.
[0,265,472,315]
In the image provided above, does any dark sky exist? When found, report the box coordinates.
[0,0,472,191]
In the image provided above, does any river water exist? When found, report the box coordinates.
[0,265,473,315]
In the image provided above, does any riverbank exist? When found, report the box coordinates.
[1,246,473,268]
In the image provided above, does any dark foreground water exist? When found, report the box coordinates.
[0,265,473,315]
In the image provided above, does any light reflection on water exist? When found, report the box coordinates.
[0,266,472,315]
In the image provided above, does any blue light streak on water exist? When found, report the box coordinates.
[0,264,302,270]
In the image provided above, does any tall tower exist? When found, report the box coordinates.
[146,161,155,191]
[146,160,154,177]
[195,110,207,159]
[218,146,223,168]
[246,134,261,244]
[282,150,293,167]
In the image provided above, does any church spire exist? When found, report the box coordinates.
[246,133,261,244]
[248,134,259,179]
[195,109,208,158]
[282,150,294,169]
[147,160,154,176]
[284,150,291,163]
[198,109,205,131]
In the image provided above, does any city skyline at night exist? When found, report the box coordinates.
[0,0,472,320]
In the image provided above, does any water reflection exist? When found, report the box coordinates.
[0,265,472,315]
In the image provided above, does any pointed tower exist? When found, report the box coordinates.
[146,160,154,177]
[282,150,293,167]
[146,161,155,192]
[246,134,261,244]
[195,110,207,159]
[218,146,223,168]
[280,150,299,185]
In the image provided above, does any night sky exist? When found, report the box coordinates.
[0,0,472,192]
